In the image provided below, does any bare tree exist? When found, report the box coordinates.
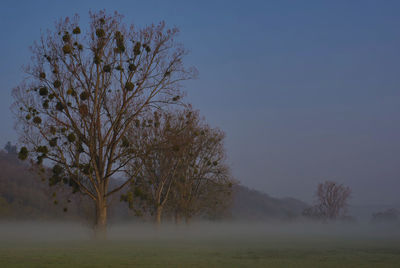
[122,108,234,224]
[12,11,196,236]
[121,109,192,225]
[303,181,351,221]
[166,110,234,224]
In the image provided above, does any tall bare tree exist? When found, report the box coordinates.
[12,11,196,236]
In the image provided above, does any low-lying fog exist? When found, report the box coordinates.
[1,221,399,242]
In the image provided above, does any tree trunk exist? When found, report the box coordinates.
[155,206,163,226]
[94,197,107,239]
[185,215,191,225]
[174,211,181,225]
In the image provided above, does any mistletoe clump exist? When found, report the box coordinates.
[67,88,76,96]
[42,100,49,109]
[49,164,64,186]
[133,42,141,55]
[33,116,42,124]
[79,104,88,116]
[93,55,101,65]
[80,91,89,101]
[72,26,81,34]
[103,64,111,73]
[49,137,57,147]
[56,102,64,111]
[36,145,48,154]
[62,44,72,54]
[18,147,28,160]
[53,80,62,88]
[39,87,48,96]
[114,31,125,53]
[125,82,134,91]
[96,28,105,38]
[62,32,70,43]
[128,64,136,72]
[143,43,151,53]
[49,126,57,135]
[67,133,76,143]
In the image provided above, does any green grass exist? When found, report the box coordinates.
[0,236,399,267]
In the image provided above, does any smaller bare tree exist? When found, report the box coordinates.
[303,181,351,221]
[121,109,192,225]
[121,108,234,224]
[166,111,233,224]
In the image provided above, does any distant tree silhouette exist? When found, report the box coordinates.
[371,208,400,224]
[303,181,351,221]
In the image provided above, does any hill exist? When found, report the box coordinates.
[231,185,308,221]
[0,150,308,222]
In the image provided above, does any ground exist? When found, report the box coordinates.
[1,237,400,267]
[0,222,399,267]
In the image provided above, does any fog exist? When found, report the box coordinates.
[1,221,399,243]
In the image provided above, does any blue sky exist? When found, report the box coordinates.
[1,0,399,207]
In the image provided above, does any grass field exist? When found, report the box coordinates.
[0,222,399,267]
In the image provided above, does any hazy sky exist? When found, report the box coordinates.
[0,0,399,206]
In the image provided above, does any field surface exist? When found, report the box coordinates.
[0,223,399,267]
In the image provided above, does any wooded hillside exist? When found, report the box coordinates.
[0,150,308,222]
